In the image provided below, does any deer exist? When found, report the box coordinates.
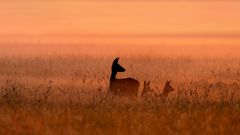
[109,57,140,96]
[142,81,154,97]
[142,80,175,98]
[157,80,175,97]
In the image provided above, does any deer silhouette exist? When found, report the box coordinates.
[109,57,140,96]
[142,80,174,98]
[158,80,175,97]
[142,81,154,97]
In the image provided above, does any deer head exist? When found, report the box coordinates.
[162,80,175,97]
[142,80,154,96]
[112,57,125,72]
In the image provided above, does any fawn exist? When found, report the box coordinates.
[142,80,174,98]
[142,81,154,97]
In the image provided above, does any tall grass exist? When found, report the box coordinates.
[0,44,240,135]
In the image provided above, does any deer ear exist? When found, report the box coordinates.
[114,57,119,63]
[148,81,151,85]
[166,80,170,84]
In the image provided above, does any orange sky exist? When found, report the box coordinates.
[1,1,240,36]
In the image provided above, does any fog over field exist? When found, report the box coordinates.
[1,1,240,135]
[0,38,239,135]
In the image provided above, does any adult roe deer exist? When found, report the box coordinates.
[109,57,140,96]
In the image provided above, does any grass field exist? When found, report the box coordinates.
[0,43,240,135]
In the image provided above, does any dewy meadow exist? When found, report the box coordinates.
[1,0,240,134]
[0,38,240,135]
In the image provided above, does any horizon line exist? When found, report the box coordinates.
[2,0,240,1]
[1,33,240,38]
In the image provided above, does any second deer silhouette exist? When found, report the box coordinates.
[142,81,154,97]
[109,57,140,96]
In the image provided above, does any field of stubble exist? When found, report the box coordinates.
[0,44,240,135]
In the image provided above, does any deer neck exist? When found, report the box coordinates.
[162,87,170,97]
[162,91,169,97]
[110,70,117,81]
